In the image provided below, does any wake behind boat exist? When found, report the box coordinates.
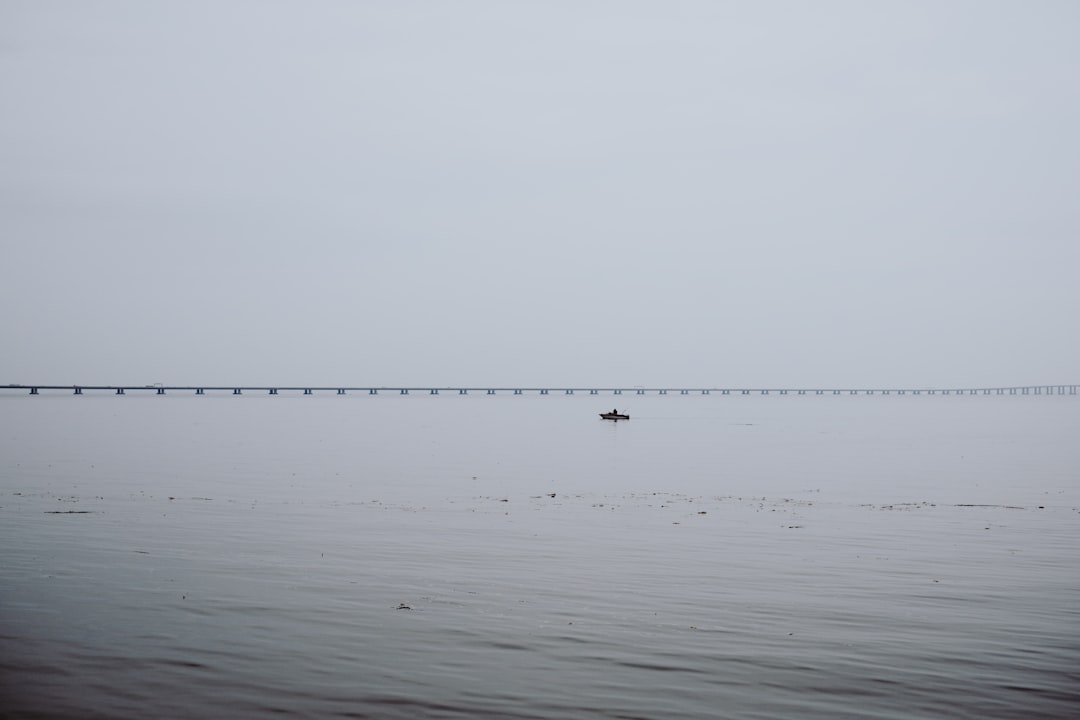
[599,410,629,421]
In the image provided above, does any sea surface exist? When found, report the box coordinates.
[1,391,1078,719]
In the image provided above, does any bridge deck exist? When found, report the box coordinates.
[4,385,1077,396]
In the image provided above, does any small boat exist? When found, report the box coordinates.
[599,411,630,421]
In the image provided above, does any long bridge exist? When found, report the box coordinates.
[4,384,1077,396]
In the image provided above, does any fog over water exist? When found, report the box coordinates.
[2,1,1079,387]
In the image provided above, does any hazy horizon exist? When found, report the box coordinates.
[3,1,1078,388]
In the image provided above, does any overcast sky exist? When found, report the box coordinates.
[2,1,1077,388]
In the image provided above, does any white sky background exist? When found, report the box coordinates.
[2,1,1077,388]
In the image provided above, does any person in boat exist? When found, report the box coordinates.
[612,409,618,414]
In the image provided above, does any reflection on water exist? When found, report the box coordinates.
[1,393,1078,718]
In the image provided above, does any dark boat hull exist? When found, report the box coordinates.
[599,413,630,420]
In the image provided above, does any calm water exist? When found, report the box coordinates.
[1,391,1078,719]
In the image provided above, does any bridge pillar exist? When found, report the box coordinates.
[430,389,438,395]
[816,390,823,395]
[338,389,346,395]
[659,389,667,395]
[157,388,165,395]
[636,389,644,395]
[370,389,378,394]
[797,390,805,395]
[30,387,38,395]
[589,389,598,395]
[233,388,241,395]
[1071,386,1077,395]
[540,389,548,395]
[196,388,204,395]
[400,389,409,395]
[614,389,622,395]
[115,388,124,395]
[682,390,689,395]
[514,389,522,395]
[487,389,495,395]
[269,388,278,395]
[701,389,710,395]
[742,390,749,395]
[460,389,468,395]
[566,389,574,394]
[74,387,82,395]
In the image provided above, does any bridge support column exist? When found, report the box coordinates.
[722,389,730,395]
[701,389,710,395]
[233,388,241,395]
[614,389,622,395]
[30,388,38,395]
[157,388,165,395]
[370,389,378,394]
[430,389,438,395]
[196,388,204,395]
[514,389,522,395]
[589,389,598,395]
[74,387,82,395]
[487,389,495,395]
[659,389,667,395]
[565,389,574,394]
[116,388,124,395]
[338,389,346,395]
[682,390,690,395]
[269,388,278,395]
[460,389,468,395]
[400,389,409,395]
[539,389,548,395]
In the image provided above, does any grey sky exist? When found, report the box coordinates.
[2,1,1077,388]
